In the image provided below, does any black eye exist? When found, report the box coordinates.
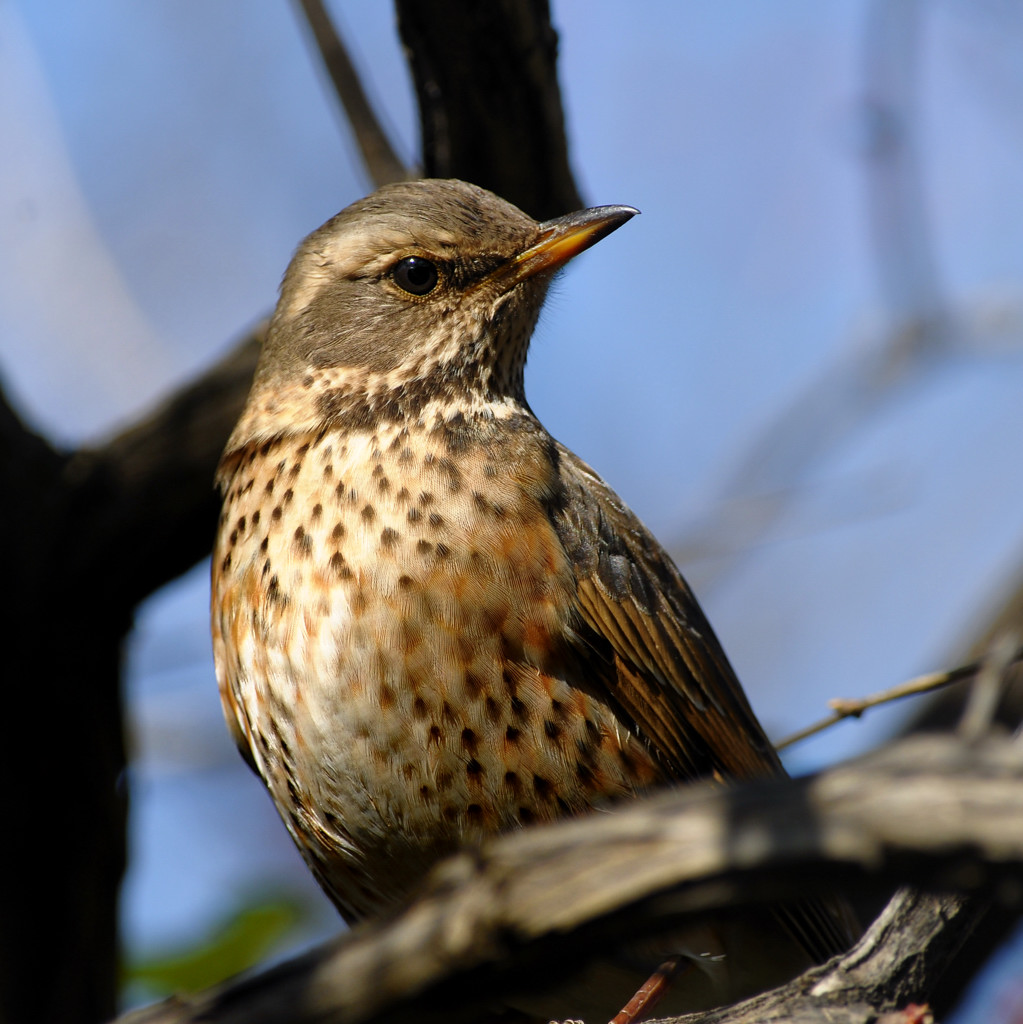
[392,255,439,296]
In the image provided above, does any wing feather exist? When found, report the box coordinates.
[551,445,780,780]
[549,443,857,959]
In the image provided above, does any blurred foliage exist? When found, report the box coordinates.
[122,891,314,999]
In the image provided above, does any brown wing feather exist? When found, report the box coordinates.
[550,444,781,781]
[549,442,857,959]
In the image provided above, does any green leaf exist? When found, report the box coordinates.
[124,893,310,996]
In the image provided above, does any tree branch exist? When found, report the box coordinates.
[397,0,582,219]
[116,735,1023,1024]
[0,376,129,1024]
[64,325,263,608]
[295,0,410,187]
[669,889,981,1024]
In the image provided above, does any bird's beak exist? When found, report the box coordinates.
[499,205,639,288]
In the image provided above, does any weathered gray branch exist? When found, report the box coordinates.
[664,889,982,1024]
[117,735,1023,1024]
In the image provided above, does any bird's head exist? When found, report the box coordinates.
[230,179,636,446]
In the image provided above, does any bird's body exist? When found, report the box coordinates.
[212,179,853,1016]
[214,406,664,920]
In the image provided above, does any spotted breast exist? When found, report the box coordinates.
[212,402,662,921]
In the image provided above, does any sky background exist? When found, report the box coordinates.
[3,1,1023,1019]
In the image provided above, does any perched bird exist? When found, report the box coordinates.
[211,179,854,1018]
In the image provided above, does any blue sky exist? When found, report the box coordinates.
[3,2,1023,1017]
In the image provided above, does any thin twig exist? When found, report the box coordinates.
[609,956,685,1024]
[776,646,1023,750]
[295,0,409,187]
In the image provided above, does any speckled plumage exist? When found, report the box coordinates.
[212,179,855,1016]
[214,407,663,920]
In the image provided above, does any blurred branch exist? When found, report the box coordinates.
[0,380,126,1024]
[295,0,410,186]
[0,326,263,1023]
[397,0,582,219]
[672,2,957,595]
[882,536,1023,1020]
[64,324,263,608]
[905,562,1023,738]
[862,0,949,338]
[119,734,1021,1024]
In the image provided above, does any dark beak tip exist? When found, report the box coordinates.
[541,204,640,234]
[585,204,640,229]
[597,204,640,224]
[589,204,640,241]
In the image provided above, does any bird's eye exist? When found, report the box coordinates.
[392,255,439,296]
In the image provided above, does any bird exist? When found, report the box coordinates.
[211,178,855,1020]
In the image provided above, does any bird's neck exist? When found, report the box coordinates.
[219,363,535,489]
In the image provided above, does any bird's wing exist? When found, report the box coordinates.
[549,443,780,781]
[548,443,856,958]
